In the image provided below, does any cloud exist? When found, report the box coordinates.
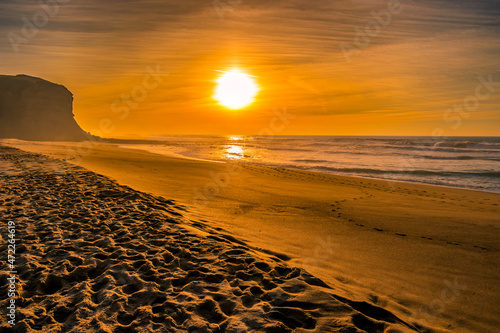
[0,0,499,135]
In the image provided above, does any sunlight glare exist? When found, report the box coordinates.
[214,70,258,109]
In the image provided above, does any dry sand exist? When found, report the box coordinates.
[0,145,420,332]
[1,140,499,333]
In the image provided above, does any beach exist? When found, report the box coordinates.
[3,0,500,331]
[1,140,499,332]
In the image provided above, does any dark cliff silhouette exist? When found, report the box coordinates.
[0,74,94,141]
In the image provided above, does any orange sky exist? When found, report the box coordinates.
[1,0,499,138]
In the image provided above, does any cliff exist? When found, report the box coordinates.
[0,74,92,141]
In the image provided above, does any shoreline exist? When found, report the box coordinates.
[117,144,228,164]
[3,145,420,332]
[5,138,499,197]
[120,141,500,195]
[2,139,500,332]
[37,138,500,195]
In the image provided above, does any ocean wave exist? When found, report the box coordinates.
[263,147,314,152]
[418,155,500,161]
[434,141,500,150]
[322,150,500,161]
[369,144,500,154]
[309,167,500,178]
[293,159,330,163]
[351,140,500,153]
[122,136,500,192]
[420,155,474,160]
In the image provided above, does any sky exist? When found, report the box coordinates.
[0,0,499,137]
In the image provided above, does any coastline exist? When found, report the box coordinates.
[2,139,500,332]
[3,145,414,332]
[121,141,500,195]
[114,136,500,194]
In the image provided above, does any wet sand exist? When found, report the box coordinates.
[2,140,499,333]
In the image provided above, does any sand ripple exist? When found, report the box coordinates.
[0,146,419,332]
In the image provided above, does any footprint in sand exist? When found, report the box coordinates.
[0,146,423,333]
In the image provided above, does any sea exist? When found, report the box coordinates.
[121,136,500,193]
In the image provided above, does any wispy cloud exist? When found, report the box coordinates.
[1,0,499,135]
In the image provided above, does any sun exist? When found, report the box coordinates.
[214,70,259,109]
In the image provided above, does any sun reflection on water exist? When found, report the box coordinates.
[223,136,256,160]
[225,145,244,160]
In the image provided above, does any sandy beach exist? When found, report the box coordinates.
[3,0,499,331]
[1,140,499,332]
